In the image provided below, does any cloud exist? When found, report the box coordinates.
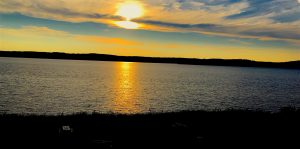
[30,3,116,19]
[0,0,122,22]
[0,26,69,37]
[241,30,300,41]
[134,19,300,44]
[0,0,299,45]
[75,35,140,46]
[226,0,300,23]
[1,26,299,62]
[0,26,140,46]
[271,10,300,23]
[134,19,222,30]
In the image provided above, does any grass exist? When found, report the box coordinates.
[0,108,299,148]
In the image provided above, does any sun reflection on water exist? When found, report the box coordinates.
[113,62,141,113]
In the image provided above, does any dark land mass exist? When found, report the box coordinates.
[1,51,300,69]
[0,108,299,148]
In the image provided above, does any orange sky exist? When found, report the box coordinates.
[1,0,300,62]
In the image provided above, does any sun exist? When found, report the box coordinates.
[116,1,144,21]
[115,21,140,29]
[114,1,144,29]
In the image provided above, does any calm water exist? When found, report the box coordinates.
[0,57,299,114]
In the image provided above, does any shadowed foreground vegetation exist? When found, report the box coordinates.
[1,51,300,69]
[0,108,299,148]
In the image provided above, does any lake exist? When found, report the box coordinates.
[0,57,299,114]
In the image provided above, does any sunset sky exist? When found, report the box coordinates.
[0,0,300,62]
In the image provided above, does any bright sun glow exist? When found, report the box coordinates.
[115,1,144,29]
[115,21,140,29]
[116,1,144,20]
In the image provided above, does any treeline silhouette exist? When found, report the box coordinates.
[1,51,299,69]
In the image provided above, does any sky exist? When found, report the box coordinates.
[0,0,300,62]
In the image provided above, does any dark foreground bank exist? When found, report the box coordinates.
[0,108,299,148]
[1,51,300,69]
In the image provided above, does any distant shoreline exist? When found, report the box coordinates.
[1,51,299,69]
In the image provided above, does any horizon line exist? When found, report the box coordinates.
[1,50,299,63]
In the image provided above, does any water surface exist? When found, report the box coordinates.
[0,57,299,114]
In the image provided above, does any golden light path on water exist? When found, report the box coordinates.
[113,62,141,113]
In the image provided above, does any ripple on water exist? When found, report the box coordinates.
[0,57,299,114]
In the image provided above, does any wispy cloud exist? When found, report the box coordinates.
[0,26,69,37]
[0,0,122,22]
[75,35,140,46]
[0,0,299,45]
[226,0,300,23]
[0,26,139,46]
[134,19,300,45]
[1,25,299,62]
